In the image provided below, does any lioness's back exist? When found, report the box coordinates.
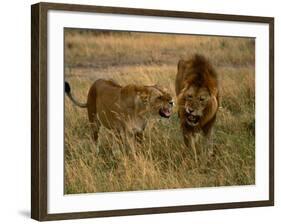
[87,79,122,127]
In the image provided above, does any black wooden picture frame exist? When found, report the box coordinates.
[31,2,274,221]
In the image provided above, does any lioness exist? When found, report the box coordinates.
[65,79,174,149]
[175,54,219,160]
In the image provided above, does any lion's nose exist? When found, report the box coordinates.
[187,108,194,114]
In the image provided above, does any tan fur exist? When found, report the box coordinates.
[175,54,219,157]
[67,79,174,149]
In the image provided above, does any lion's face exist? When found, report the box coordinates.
[180,85,211,127]
[141,87,174,118]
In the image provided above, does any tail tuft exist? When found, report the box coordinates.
[64,81,87,108]
[65,82,71,94]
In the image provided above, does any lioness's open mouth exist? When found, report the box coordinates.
[185,113,200,126]
[159,108,172,118]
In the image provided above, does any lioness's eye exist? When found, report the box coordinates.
[157,96,162,100]
[187,94,192,99]
[141,96,148,103]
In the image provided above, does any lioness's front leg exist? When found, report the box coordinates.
[135,131,144,145]
[116,123,136,155]
[123,129,138,157]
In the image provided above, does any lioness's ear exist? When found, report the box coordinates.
[137,91,149,104]
[162,87,168,93]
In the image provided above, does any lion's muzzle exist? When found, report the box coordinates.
[185,111,200,126]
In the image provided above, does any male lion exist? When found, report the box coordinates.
[175,54,219,160]
[65,79,174,150]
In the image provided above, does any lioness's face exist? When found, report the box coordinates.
[181,85,211,126]
[149,88,174,118]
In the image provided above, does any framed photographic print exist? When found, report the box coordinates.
[31,2,274,221]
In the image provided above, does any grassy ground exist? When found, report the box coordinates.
[64,29,255,194]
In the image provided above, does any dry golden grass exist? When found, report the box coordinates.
[64,29,255,194]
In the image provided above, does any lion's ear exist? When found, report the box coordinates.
[181,81,190,93]
[178,59,188,73]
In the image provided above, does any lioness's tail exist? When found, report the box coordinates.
[65,82,87,108]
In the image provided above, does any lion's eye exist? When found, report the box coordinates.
[187,94,193,99]
[199,97,205,101]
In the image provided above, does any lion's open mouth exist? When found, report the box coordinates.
[159,108,172,118]
[186,113,200,126]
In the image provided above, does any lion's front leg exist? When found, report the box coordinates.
[202,116,216,156]
[183,131,198,165]
[201,129,214,157]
